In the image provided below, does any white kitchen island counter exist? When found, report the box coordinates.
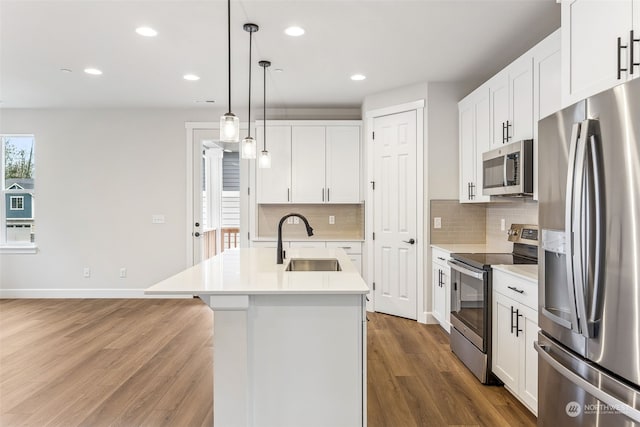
[146,247,369,427]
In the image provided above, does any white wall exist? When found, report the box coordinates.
[361,80,473,323]
[0,108,214,297]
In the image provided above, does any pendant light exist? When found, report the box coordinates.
[258,60,272,169]
[220,0,240,142]
[241,23,258,159]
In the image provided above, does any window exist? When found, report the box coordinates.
[10,196,24,210]
[2,135,36,249]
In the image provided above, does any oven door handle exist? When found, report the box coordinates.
[447,260,485,280]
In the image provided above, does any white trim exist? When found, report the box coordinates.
[254,120,362,127]
[7,183,25,190]
[365,99,426,323]
[364,100,425,119]
[0,288,193,299]
[0,244,37,254]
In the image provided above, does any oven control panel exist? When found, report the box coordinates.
[508,223,538,245]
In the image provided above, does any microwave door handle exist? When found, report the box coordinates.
[564,122,583,334]
[503,155,508,186]
[570,119,592,338]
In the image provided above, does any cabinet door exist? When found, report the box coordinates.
[562,0,633,105]
[459,98,476,203]
[635,0,640,82]
[473,91,491,203]
[291,126,326,203]
[490,72,509,148]
[326,126,360,203]
[432,263,446,325]
[534,30,562,122]
[509,55,534,142]
[256,126,292,203]
[492,292,519,390]
[441,266,451,333]
[519,304,539,414]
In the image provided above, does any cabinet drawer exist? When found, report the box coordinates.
[432,247,451,267]
[493,269,538,310]
[325,241,362,254]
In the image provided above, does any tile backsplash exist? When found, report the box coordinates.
[485,200,539,252]
[256,204,364,240]
[430,200,486,244]
[430,199,539,251]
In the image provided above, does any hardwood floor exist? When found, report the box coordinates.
[0,299,536,426]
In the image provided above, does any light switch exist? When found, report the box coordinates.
[329,215,335,225]
[152,214,165,224]
[434,217,442,229]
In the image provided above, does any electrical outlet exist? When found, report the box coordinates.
[152,214,165,224]
[119,268,127,278]
[83,267,91,278]
[500,218,506,231]
[287,217,294,224]
[293,217,299,224]
[329,215,335,225]
[434,217,442,229]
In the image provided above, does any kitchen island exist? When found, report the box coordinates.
[146,247,369,427]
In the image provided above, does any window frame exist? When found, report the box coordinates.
[1,134,37,253]
[9,195,24,210]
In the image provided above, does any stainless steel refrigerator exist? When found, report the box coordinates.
[537,76,640,426]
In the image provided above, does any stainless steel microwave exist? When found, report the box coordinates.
[482,139,533,196]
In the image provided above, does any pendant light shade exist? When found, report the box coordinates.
[220,0,240,142]
[258,60,271,169]
[241,23,259,159]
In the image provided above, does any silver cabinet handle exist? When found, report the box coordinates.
[507,285,524,294]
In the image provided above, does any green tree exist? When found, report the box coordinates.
[4,139,34,179]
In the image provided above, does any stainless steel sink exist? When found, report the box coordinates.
[285,258,342,271]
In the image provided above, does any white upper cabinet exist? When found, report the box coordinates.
[291,126,326,203]
[459,87,491,203]
[562,0,639,106]
[326,126,361,203]
[490,55,534,148]
[255,121,361,204]
[256,126,292,204]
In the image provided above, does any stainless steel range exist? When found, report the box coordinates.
[448,223,538,384]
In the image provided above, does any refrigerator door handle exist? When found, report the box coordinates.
[535,341,640,423]
[564,122,584,334]
[586,130,606,337]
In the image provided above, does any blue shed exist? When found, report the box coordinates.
[5,178,34,219]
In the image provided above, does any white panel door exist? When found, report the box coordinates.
[256,126,292,204]
[492,292,519,390]
[291,126,326,203]
[326,126,360,203]
[373,110,417,320]
[509,55,534,142]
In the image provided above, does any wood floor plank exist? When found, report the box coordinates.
[0,301,536,427]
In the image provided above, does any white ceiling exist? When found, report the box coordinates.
[0,0,560,109]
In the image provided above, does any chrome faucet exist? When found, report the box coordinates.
[277,213,314,264]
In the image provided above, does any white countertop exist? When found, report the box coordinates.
[493,264,538,282]
[430,243,504,254]
[145,248,369,296]
[252,237,365,242]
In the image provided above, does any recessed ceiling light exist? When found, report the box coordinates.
[285,26,305,37]
[183,74,200,81]
[223,149,232,153]
[274,68,284,73]
[195,100,216,104]
[84,68,103,75]
[136,27,158,37]
[60,68,72,73]
[350,74,366,81]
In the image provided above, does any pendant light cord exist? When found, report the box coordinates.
[227,0,231,114]
[247,30,252,137]
[263,63,267,151]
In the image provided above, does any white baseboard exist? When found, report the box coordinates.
[424,312,439,325]
[0,288,192,299]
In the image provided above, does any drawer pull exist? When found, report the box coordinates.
[508,285,524,294]
[340,246,352,249]
[437,256,446,261]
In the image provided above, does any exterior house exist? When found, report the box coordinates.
[5,178,34,242]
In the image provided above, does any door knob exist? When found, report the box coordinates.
[194,232,201,237]
[403,238,416,244]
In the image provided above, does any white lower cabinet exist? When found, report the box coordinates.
[431,248,451,332]
[492,269,538,415]
[253,240,363,274]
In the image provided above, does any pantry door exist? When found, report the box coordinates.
[373,109,418,320]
